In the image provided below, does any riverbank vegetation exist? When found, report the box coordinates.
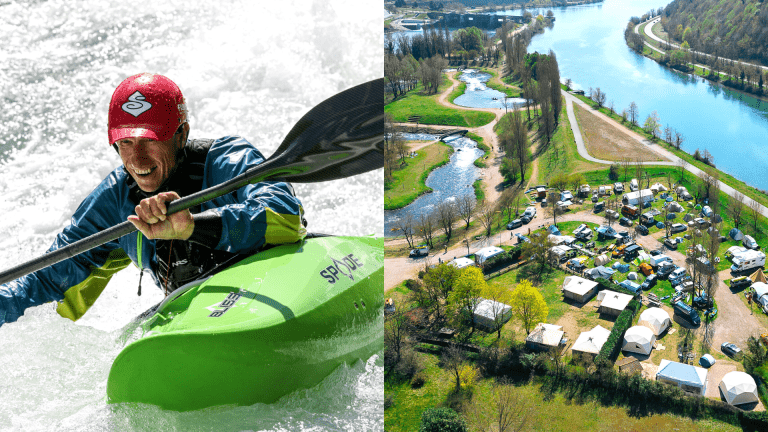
[384,138,453,211]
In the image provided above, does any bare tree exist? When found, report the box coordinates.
[469,379,531,432]
[456,194,476,230]
[628,101,639,126]
[634,158,644,186]
[673,130,685,150]
[546,191,565,227]
[385,311,411,368]
[748,198,762,235]
[498,188,519,224]
[621,157,632,182]
[417,212,436,248]
[440,343,466,391]
[393,213,416,249]
[676,158,688,182]
[477,201,497,238]
[592,87,606,108]
[728,191,746,230]
[436,200,458,243]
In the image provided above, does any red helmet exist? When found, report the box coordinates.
[108,73,187,144]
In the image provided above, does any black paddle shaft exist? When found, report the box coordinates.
[0,78,384,285]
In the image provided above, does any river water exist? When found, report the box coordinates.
[453,69,526,110]
[0,1,382,431]
[384,134,482,236]
[522,0,768,189]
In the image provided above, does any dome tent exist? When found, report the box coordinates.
[622,325,656,355]
[719,371,758,406]
[729,228,744,241]
[638,307,671,336]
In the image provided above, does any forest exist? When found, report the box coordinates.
[662,0,768,66]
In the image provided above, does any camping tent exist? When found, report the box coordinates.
[594,254,610,266]
[627,272,638,280]
[525,323,564,351]
[638,307,671,335]
[548,225,561,235]
[475,246,504,264]
[563,276,599,303]
[597,290,634,316]
[656,360,708,396]
[449,257,474,269]
[650,182,668,193]
[622,325,656,355]
[752,282,768,309]
[729,228,744,241]
[683,213,694,222]
[473,299,513,331]
[668,202,683,212]
[548,235,575,245]
[585,266,616,280]
[571,325,611,359]
[750,268,768,284]
[719,371,759,406]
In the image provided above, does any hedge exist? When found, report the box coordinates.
[482,247,522,273]
[594,298,642,364]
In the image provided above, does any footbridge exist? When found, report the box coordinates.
[438,129,468,141]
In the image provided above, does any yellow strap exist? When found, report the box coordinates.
[264,207,307,245]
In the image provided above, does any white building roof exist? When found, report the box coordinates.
[572,325,610,355]
[597,290,633,312]
[473,298,512,320]
[657,360,708,394]
[526,323,564,348]
[563,276,599,297]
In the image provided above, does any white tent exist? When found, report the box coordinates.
[668,202,683,212]
[627,272,638,280]
[563,276,599,303]
[719,371,759,406]
[650,182,668,193]
[594,254,610,266]
[526,323,564,351]
[449,257,475,269]
[753,282,768,308]
[597,290,634,317]
[475,246,504,264]
[472,298,513,331]
[622,325,656,355]
[638,307,671,336]
[548,235,575,245]
[572,325,611,359]
[623,189,654,205]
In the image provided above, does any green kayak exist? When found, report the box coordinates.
[107,235,383,411]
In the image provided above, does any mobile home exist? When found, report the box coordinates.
[731,250,766,273]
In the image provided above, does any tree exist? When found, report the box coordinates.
[385,311,411,369]
[742,335,768,374]
[417,212,436,248]
[673,130,685,150]
[643,110,661,139]
[748,198,761,235]
[468,379,531,432]
[436,200,458,243]
[509,279,548,335]
[620,157,632,182]
[520,232,554,278]
[422,263,460,325]
[628,101,639,126]
[456,194,475,230]
[676,157,688,181]
[728,191,746,230]
[592,87,606,108]
[420,406,468,432]
[477,201,496,238]
[447,266,486,335]
[393,213,416,249]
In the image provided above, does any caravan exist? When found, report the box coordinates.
[731,250,766,272]
[630,178,639,192]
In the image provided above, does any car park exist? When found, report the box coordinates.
[721,342,742,358]
[641,274,657,290]
[507,219,522,229]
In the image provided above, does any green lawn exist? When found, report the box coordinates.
[385,141,453,210]
[386,78,496,127]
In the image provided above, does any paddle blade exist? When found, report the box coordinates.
[249,78,384,183]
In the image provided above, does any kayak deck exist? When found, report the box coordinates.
[107,235,383,411]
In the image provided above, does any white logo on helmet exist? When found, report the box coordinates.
[121,91,152,117]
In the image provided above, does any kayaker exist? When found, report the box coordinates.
[0,73,306,326]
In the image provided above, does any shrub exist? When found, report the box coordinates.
[405,279,421,290]
[420,407,468,432]
[741,411,768,431]
[458,364,478,388]
[411,370,427,388]
[595,299,641,364]
[384,394,394,410]
[482,247,522,273]
[609,163,620,180]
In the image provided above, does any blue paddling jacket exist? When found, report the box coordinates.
[0,136,306,326]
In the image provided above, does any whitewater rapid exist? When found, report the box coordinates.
[0,0,383,430]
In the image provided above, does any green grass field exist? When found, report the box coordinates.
[385,141,453,210]
[386,78,496,127]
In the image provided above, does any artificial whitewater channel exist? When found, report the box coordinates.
[0,1,382,431]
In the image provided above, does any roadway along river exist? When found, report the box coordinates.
[520,0,768,190]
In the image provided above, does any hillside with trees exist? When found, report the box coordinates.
[661,0,768,66]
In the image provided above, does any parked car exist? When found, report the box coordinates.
[657,263,676,279]
[669,268,688,285]
[721,342,742,358]
[507,219,523,229]
[663,238,678,250]
[521,215,532,224]
[693,293,713,309]
[730,276,752,289]
[670,223,687,234]
[619,217,633,227]
[636,224,649,235]
[649,248,663,256]
[409,246,429,258]
[641,274,658,290]
[673,301,701,326]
